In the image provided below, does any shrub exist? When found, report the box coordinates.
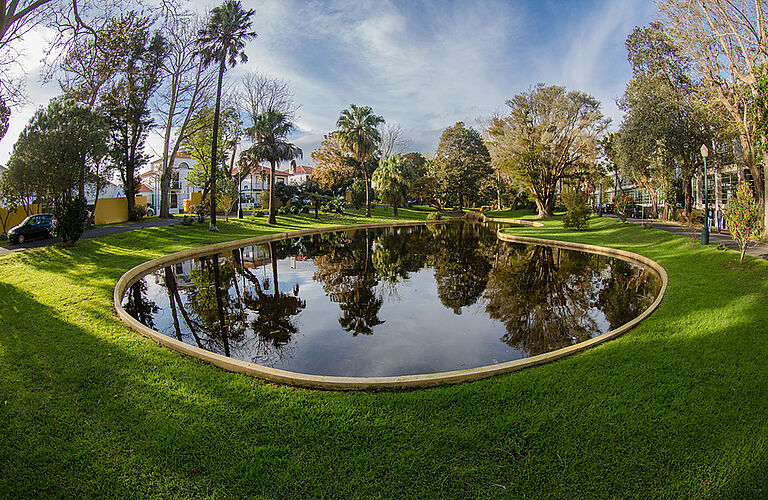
[0,232,6,241]
[427,212,442,221]
[181,215,195,226]
[724,182,762,263]
[259,191,282,212]
[301,206,309,214]
[349,180,366,210]
[54,195,89,245]
[128,205,148,222]
[322,197,345,214]
[251,210,265,218]
[193,203,208,223]
[614,193,635,223]
[561,191,590,230]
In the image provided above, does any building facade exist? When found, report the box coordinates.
[140,155,197,214]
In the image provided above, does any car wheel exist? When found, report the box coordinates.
[17,234,25,244]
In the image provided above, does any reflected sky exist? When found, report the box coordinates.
[124,223,661,377]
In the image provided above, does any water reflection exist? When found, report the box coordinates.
[123,223,661,377]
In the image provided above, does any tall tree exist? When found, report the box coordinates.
[100,13,166,214]
[242,109,302,225]
[434,121,492,211]
[240,71,298,121]
[336,104,384,217]
[181,105,240,200]
[486,85,608,218]
[372,154,417,216]
[6,99,108,241]
[195,0,256,232]
[155,13,215,218]
[658,0,768,234]
[619,22,721,218]
[311,131,357,195]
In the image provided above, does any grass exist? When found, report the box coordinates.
[2,209,768,497]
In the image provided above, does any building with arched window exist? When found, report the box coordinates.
[140,155,197,214]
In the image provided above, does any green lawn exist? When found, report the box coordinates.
[2,210,768,497]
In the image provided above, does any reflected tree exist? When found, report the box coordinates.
[233,246,306,360]
[185,254,246,357]
[484,245,599,355]
[432,223,494,314]
[313,228,384,335]
[597,259,659,328]
[123,280,159,329]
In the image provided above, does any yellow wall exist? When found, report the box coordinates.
[94,197,129,225]
[93,196,147,225]
[0,204,42,233]
[190,192,202,209]
[2,196,148,232]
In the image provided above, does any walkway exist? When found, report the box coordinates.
[619,216,768,260]
[0,217,181,256]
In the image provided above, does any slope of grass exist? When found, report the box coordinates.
[2,211,768,498]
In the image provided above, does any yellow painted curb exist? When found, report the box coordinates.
[114,222,667,391]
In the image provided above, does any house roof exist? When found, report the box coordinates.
[233,164,290,177]
[138,183,153,192]
[293,165,314,175]
[150,153,193,166]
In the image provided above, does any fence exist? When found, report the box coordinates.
[1,196,148,233]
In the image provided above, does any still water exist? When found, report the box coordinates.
[123,223,660,377]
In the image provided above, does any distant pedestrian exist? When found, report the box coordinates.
[716,207,723,233]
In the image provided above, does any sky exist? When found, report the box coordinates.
[1,0,657,166]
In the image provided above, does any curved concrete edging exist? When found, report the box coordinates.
[483,216,544,227]
[114,222,668,391]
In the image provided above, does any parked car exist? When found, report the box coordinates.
[8,214,56,245]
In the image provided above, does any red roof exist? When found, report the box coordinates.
[233,164,289,177]
[293,165,314,175]
[138,183,153,192]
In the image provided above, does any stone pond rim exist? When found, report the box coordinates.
[113,220,669,391]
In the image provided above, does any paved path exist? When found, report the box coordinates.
[0,217,181,256]
[614,216,768,260]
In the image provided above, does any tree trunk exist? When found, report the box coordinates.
[211,257,230,357]
[160,168,171,219]
[763,152,768,240]
[269,241,279,295]
[684,175,693,217]
[535,198,552,218]
[209,60,226,232]
[363,166,371,217]
[393,201,398,217]
[268,160,277,225]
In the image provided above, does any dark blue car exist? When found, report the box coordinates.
[8,214,56,245]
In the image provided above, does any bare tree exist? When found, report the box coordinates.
[658,0,768,233]
[239,71,298,122]
[379,122,412,158]
[154,12,215,218]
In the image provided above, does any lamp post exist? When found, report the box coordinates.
[701,144,709,245]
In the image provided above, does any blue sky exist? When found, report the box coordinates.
[1,0,657,165]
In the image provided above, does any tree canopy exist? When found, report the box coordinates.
[486,84,608,218]
[434,121,492,211]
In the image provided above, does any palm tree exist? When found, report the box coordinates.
[196,0,256,232]
[243,109,302,225]
[336,104,385,217]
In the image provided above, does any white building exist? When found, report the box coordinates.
[85,181,124,206]
[140,154,197,214]
[235,164,290,207]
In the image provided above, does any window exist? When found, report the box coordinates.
[171,192,178,209]
[171,171,180,190]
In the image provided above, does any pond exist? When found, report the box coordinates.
[122,223,661,378]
